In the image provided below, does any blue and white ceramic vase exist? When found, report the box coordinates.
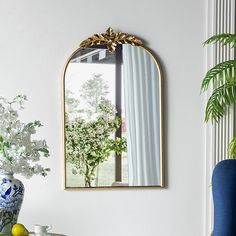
[0,172,24,234]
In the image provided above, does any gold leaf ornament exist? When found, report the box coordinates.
[80,27,143,52]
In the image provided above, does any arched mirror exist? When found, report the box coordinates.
[63,28,164,189]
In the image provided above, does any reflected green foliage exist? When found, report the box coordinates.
[80,73,109,115]
[65,90,80,115]
[66,98,127,187]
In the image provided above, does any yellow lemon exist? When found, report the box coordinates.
[11,223,29,236]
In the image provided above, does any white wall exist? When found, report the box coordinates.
[0,0,206,235]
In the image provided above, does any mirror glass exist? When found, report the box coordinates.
[64,43,163,188]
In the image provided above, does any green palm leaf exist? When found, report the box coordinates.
[204,33,236,47]
[205,81,236,122]
[229,137,236,159]
[203,33,236,160]
[201,60,236,92]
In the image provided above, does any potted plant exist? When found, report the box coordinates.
[0,95,50,234]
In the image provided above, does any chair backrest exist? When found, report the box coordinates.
[212,159,236,236]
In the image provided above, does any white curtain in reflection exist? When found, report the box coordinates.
[123,44,160,186]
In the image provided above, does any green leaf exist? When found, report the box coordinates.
[205,81,236,122]
[229,137,236,159]
[204,33,236,47]
[201,60,236,93]
[6,156,13,162]
[35,147,49,155]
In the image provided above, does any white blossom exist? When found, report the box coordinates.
[0,95,50,178]
[66,98,126,187]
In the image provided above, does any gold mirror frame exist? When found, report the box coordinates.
[62,27,164,190]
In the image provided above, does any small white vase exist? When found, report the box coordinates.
[0,172,24,234]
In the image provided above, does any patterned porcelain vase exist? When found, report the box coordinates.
[0,173,24,234]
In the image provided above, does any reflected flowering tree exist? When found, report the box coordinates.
[80,73,109,116]
[65,90,80,115]
[66,98,126,187]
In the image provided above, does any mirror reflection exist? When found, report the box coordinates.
[64,44,163,188]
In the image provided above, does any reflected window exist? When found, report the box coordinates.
[65,45,128,187]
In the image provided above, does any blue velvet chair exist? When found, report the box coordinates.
[212,159,236,236]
